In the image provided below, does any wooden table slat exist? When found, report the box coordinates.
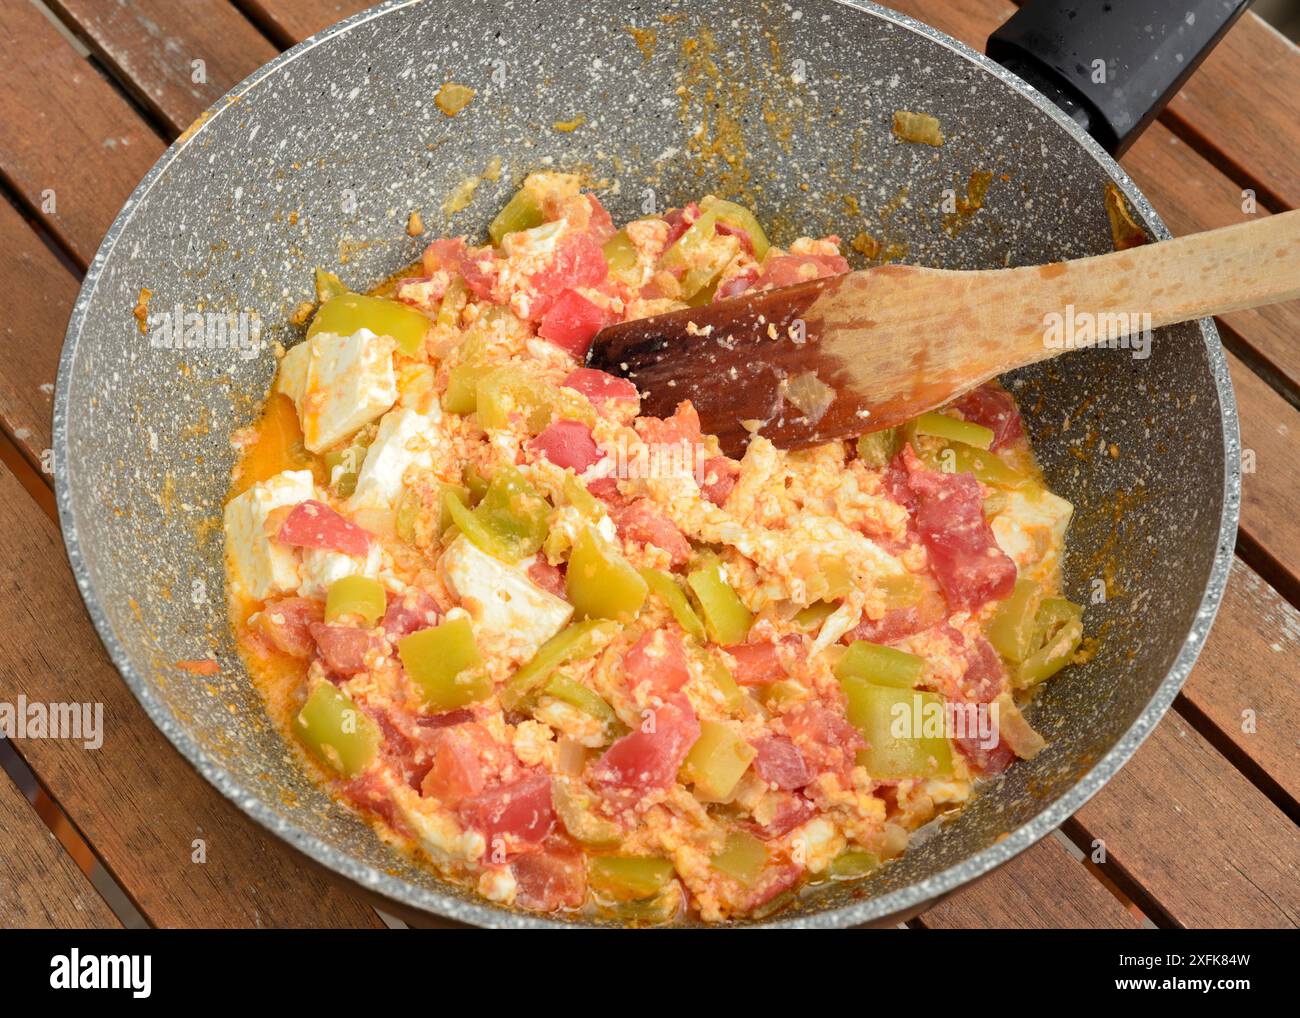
[915,835,1140,929]
[1163,12,1300,213]
[233,0,372,48]
[1068,713,1299,928]
[0,466,383,928]
[0,198,73,470]
[0,765,122,928]
[47,0,279,134]
[1182,559,1300,812]
[0,0,164,266]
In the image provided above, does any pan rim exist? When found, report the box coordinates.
[52,0,1241,928]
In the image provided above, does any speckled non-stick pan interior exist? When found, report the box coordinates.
[54,0,1238,927]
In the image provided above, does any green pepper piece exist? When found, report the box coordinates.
[948,443,1030,488]
[543,673,621,733]
[501,619,620,709]
[793,601,838,633]
[435,277,469,331]
[840,679,953,778]
[640,567,706,641]
[588,855,675,901]
[1014,597,1084,689]
[476,365,594,434]
[988,579,1044,663]
[444,465,550,564]
[435,482,471,534]
[602,228,641,285]
[907,411,995,451]
[687,555,753,646]
[461,463,489,504]
[562,472,602,518]
[552,777,623,848]
[398,617,489,710]
[293,682,380,777]
[566,526,648,621]
[314,267,348,303]
[828,849,880,879]
[325,575,387,626]
[710,831,768,885]
[702,652,745,714]
[658,208,739,299]
[856,427,900,469]
[308,292,431,357]
[835,640,926,689]
[488,186,545,245]
[680,720,755,802]
[700,196,771,261]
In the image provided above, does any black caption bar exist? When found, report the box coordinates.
[0,928,1280,1004]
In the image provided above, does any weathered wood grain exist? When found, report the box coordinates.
[0,765,121,928]
[915,835,1140,929]
[234,0,373,48]
[47,0,279,132]
[0,0,163,264]
[0,465,384,928]
[1069,714,1300,928]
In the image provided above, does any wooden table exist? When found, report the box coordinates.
[0,0,1295,930]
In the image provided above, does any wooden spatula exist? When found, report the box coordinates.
[586,210,1300,457]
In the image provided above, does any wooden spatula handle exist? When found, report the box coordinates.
[997,208,1300,373]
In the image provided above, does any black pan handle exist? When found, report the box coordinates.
[987,0,1251,156]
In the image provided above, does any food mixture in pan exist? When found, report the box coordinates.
[224,172,1085,922]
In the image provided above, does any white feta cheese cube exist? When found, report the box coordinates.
[348,406,444,518]
[223,469,316,601]
[289,329,398,453]
[275,340,309,406]
[440,535,573,665]
[991,486,1074,587]
[297,541,385,599]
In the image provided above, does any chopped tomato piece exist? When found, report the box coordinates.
[714,219,755,256]
[457,244,501,300]
[846,588,946,645]
[527,233,608,321]
[529,419,604,472]
[724,640,788,686]
[257,597,324,657]
[624,629,690,696]
[277,500,372,557]
[635,400,702,449]
[611,498,691,567]
[458,770,556,847]
[903,447,1017,611]
[746,794,814,840]
[421,237,467,276]
[586,476,624,504]
[308,622,378,677]
[512,841,588,911]
[663,203,699,246]
[594,697,700,795]
[949,383,1024,450]
[754,252,849,290]
[562,367,639,406]
[421,722,497,807]
[955,735,1016,777]
[585,194,616,242]
[956,636,1006,704]
[382,589,441,641]
[715,269,758,301]
[782,702,863,775]
[537,288,610,357]
[700,455,740,505]
[526,558,567,599]
[750,736,811,790]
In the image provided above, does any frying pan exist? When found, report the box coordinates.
[53,0,1243,927]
